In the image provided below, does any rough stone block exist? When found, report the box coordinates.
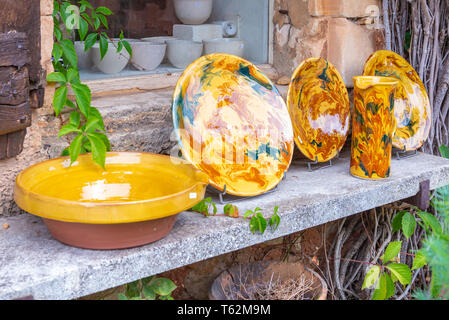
[327,17,383,87]
[40,0,53,16]
[173,24,222,42]
[309,0,381,18]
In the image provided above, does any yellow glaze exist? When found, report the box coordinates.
[287,57,350,162]
[363,50,431,151]
[350,76,399,179]
[172,53,294,197]
[14,152,209,224]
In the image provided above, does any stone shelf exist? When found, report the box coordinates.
[1,152,449,300]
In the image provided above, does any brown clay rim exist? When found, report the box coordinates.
[15,151,209,208]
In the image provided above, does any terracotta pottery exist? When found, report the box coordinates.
[209,261,328,300]
[14,152,209,249]
[350,76,399,180]
[287,57,350,162]
[363,50,431,151]
[172,53,294,197]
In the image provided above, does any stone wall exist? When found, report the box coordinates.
[272,0,385,87]
[0,0,54,217]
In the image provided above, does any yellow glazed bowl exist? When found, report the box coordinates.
[14,152,209,224]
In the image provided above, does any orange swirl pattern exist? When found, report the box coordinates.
[363,50,431,151]
[287,58,350,162]
[172,54,294,196]
[350,76,399,179]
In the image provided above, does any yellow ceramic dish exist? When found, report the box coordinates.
[363,50,431,151]
[172,53,294,197]
[14,152,209,224]
[287,57,350,162]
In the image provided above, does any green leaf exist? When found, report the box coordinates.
[69,111,81,126]
[417,211,442,235]
[66,68,80,84]
[94,16,101,30]
[122,40,132,57]
[96,6,113,15]
[60,39,78,67]
[401,211,416,239]
[243,210,254,219]
[61,147,70,157]
[71,83,91,117]
[386,263,412,286]
[98,14,109,29]
[91,132,111,151]
[84,116,100,133]
[47,72,67,83]
[84,33,98,51]
[88,107,105,130]
[385,273,395,299]
[69,133,84,165]
[54,25,63,42]
[125,281,141,299]
[78,0,93,9]
[78,17,89,41]
[250,212,267,234]
[142,286,156,300]
[392,211,406,232]
[148,278,177,297]
[411,250,427,270]
[372,272,387,300]
[269,206,280,231]
[439,144,449,159]
[117,293,128,300]
[380,241,402,263]
[87,133,107,169]
[58,123,81,137]
[99,34,109,60]
[52,43,63,62]
[362,265,381,290]
[53,85,68,116]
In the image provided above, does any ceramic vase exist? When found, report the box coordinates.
[350,76,399,179]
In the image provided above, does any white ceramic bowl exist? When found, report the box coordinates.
[130,41,167,71]
[91,41,130,74]
[141,36,177,44]
[74,41,93,70]
[173,0,213,25]
[166,40,203,69]
[203,38,245,57]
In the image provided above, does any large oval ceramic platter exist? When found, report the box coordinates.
[287,57,350,162]
[363,50,431,151]
[172,53,294,197]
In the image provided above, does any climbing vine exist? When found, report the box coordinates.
[47,0,131,168]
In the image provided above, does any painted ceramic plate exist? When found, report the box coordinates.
[287,57,350,162]
[363,50,431,151]
[172,53,294,197]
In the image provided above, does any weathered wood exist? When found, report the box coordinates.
[0,33,29,68]
[29,87,45,109]
[0,102,31,135]
[0,66,29,105]
[4,129,26,158]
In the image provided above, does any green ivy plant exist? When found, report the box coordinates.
[191,198,281,235]
[47,0,132,168]
[118,276,177,300]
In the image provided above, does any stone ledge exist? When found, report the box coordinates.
[1,152,449,300]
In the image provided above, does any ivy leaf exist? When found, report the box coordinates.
[122,40,132,57]
[380,241,402,264]
[385,273,395,299]
[125,281,141,299]
[268,206,280,231]
[87,133,107,169]
[148,278,177,297]
[90,132,111,152]
[71,83,91,117]
[362,265,381,290]
[84,116,101,133]
[411,250,427,270]
[47,72,67,83]
[94,16,101,30]
[401,211,416,240]
[417,211,442,235]
[88,107,105,131]
[439,144,449,159]
[96,6,113,15]
[142,286,156,300]
[78,17,89,41]
[392,211,406,233]
[386,263,412,286]
[224,204,239,218]
[52,43,63,62]
[53,85,68,116]
[60,39,78,67]
[69,133,84,165]
[98,14,109,29]
[61,147,70,157]
[99,34,109,60]
[250,212,267,234]
[117,293,128,300]
[58,123,81,137]
[66,68,80,84]
[69,111,81,127]
[84,33,98,51]
[243,210,254,219]
[372,272,387,300]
